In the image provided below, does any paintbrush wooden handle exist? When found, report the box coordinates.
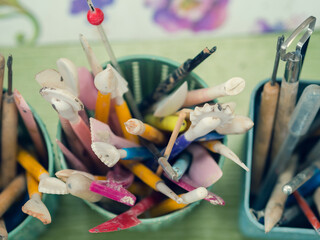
[251,81,280,193]
[26,172,41,197]
[0,94,18,188]
[17,148,48,181]
[270,79,299,161]
[115,102,139,144]
[0,174,26,217]
[95,92,111,123]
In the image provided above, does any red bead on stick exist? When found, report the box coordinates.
[87,8,104,26]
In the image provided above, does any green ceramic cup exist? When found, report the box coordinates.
[3,96,57,240]
[56,55,225,231]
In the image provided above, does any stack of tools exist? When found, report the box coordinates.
[0,53,57,240]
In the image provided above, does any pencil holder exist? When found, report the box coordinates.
[239,79,320,240]
[1,90,57,240]
[56,55,225,231]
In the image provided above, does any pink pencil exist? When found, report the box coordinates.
[13,89,47,161]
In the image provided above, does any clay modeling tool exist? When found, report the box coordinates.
[270,16,316,161]
[201,140,249,171]
[264,154,297,233]
[0,54,4,109]
[172,152,192,181]
[168,103,233,160]
[89,192,163,233]
[139,46,217,110]
[66,173,103,202]
[294,191,320,235]
[186,144,222,187]
[0,174,26,218]
[17,148,67,195]
[152,81,188,117]
[77,66,98,111]
[164,172,224,205]
[214,115,254,135]
[56,139,89,172]
[94,64,139,143]
[195,131,225,142]
[255,84,320,210]
[91,142,155,167]
[144,114,188,132]
[282,160,320,195]
[124,118,166,145]
[80,33,112,123]
[0,218,8,240]
[22,172,51,224]
[251,36,283,193]
[13,89,47,161]
[183,77,245,107]
[0,55,18,188]
[90,165,136,206]
[157,111,187,180]
[39,87,108,174]
[90,117,138,148]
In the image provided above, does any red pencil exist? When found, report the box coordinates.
[293,191,320,235]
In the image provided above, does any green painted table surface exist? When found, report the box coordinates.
[1,32,320,240]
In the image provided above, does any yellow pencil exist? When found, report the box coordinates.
[150,196,187,217]
[144,114,187,132]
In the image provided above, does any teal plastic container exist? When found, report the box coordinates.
[4,97,57,240]
[239,79,320,239]
[56,55,225,231]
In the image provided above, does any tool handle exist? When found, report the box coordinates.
[251,81,279,193]
[115,101,139,144]
[94,92,111,123]
[26,172,41,197]
[270,79,298,161]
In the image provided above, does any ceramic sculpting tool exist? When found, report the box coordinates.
[172,152,192,181]
[124,118,166,145]
[89,192,162,233]
[0,54,4,109]
[40,87,108,174]
[91,142,155,167]
[94,64,139,143]
[77,66,98,111]
[264,154,297,233]
[195,131,225,142]
[183,77,245,107]
[139,46,217,110]
[157,111,187,180]
[90,117,138,148]
[294,190,320,235]
[164,173,224,205]
[144,114,187,132]
[13,89,47,161]
[0,218,8,240]
[186,144,222,188]
[251,36,283,193]
[168,103,233,160]
[214,115,254,135]
[22,172,51,224]
[255,84,320,210]
[0,174,26,218]
[80,33,112,123]
[56,139,89,172]
[65,173,103,202]
[0,55,18,188]
[17,148,67,195]
[152,81,188,117]
[150,188,208,217]
[270,16,316,161]
[201,140,249,171]
[282,161,320,195]
[90,165,136,206]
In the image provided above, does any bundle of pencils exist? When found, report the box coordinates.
[34,1,253,233]
[0,53,56,238]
